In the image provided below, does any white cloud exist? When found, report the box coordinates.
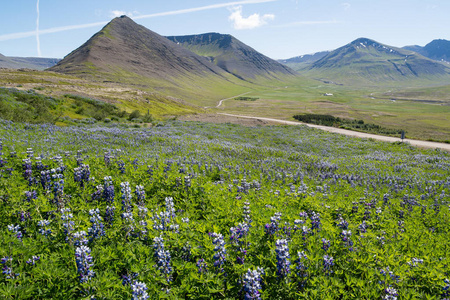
[341,3,351,10]
[110,10,134,18]
[229,6,275,30]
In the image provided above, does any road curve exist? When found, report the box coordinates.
[218,113,450,151]
[216,92,252,108]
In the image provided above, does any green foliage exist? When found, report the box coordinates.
[293,113,404,135]
[234,96,259,101]
[0,120,448,299]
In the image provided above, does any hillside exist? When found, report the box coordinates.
[0,53,60,70]
[404,39,450,62]
[166,32,296,81]
[49,17,243,86]
[303,38,450,84]
[278,51,330,71]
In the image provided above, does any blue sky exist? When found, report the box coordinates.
[0,0,448,59]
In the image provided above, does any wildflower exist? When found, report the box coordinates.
[105,206,116,227]
[61,208,74,242]
[153,236,172,283]
[336,216,349,230]
[121,182,133,213]
[230,222,250,264]
[26,256,40,265]
[103,176,115,204]
[243,267,265,300]
[383,287,398,300]
[117,160,126,174]
[1,256,19,279]
[296,251,308,288]
[196,259,208,274]
[37,220,52,236]
[341,230,354,251]
[310,212,321,232]
[275,239,290,278]
[88,209,105,240]
[323,255,334,275]
[131,281,149,300]
[73,231,88,247]
[135,185,145,204]
[7,224,22,240]
[74,164,90,187]
[264,212,281,236]
[75,245,95,283]
[321,238,330,252]
[210,232,227,273]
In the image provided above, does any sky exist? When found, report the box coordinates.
[0,0,448,60]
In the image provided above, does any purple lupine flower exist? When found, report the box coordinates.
[321,238,330,252]
[210,232,227,273]
[75,245,95,283]
[152,197,178,233]
[73,231,88,247]
[264,212,281,236]
[121,212,135,237]
[116,160,126,174]
[243,201,252,224]
[135,185,145,204]
[181,243,192,262]
[275,239,290,278]
[103,176,115,204]
[51,172,64,203]
[296,251,308,288]
[74,164,90,187]
[37,220,52,236]
[358,221,368,234]
[25,190,37,202]
[131,281,149,300]
[383,287,398,300]
[407,258,424,267]
[230,222,250,264]
[88,209,105,240]
[341,230,354,251]
[91,184,104,202]
[243,267,265,300]
[196,259,208,274]
[122,272,139,286]
[323,255,334,275]
[153,236,172,283]
[105,205,116,227]
[120,182,133,213]
[104,152,112,167]
[380,267,400,284]
[61,208,74,242]
[442,278,450,298]
[26,256,40,265]
[336,217,349,230]
[7,224,22,240]
[310,212,321,233]
[1,256,19,279]
[22,158,33,184]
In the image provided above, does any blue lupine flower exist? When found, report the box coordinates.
[103,176,115,204]
[105,205,116,227]
[88,209,105,240]
[75,245,95,283]
[296,251,308,288]
[275,239,290,278]
[196,259,208,274]
[230,222,250,264]
[442,278,450,298]
[24,190,37,202]
[74,164,90,187]
[243,201,252,224]
[323,255,334,275]
[358,221,368,234]
[341,230,354,251]
[336,216,349,230]
[73,231,89,247]
[321,238,330,252]
[243,267,265,300]
[61,208,74,242]
[131,281,149,300]
[26,256,40,265]
[7,224,22,240]
[37,220,52,236]
[264,212,281,236]
[153,236,172,283]
[210,232,227,273]
[122,272,139,286]
[310,212,321,232]
[383,287,398,300]
[1,256,19,279]
[121,182,133,213]
[135,185,145,204]
[152,197,179,233]
[116,160,126,174]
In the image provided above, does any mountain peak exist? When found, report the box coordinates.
[166,32,296,80]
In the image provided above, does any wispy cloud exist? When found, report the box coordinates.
[228,6,275,30]
[273,20,340,28]
[36,0,41,57]
[341,2,351,11]
[110,10,139,18]
[0,0,277,42]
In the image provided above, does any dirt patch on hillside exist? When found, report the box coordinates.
[177,113,278,126]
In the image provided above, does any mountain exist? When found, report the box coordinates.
[278,51,330,71]
[404,39,450,62]
[0,53,60,70]
[304,38,450,83]
[166,32,296,80]
[49,16,232,84]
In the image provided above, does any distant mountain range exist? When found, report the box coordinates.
[278,51,330,70]
[166,33,295,80]
[280,38,450,83]
[403,39,450,62]
[0,53,60,70]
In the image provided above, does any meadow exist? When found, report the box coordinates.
[0,119,449,299]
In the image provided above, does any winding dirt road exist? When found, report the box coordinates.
[218,113,450,151]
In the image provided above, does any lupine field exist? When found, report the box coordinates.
[0,119,449,299]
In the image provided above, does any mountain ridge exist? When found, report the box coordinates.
[166,32,296,81]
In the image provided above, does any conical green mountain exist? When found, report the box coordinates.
[49,16,233,83]
[166,32,296,80]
